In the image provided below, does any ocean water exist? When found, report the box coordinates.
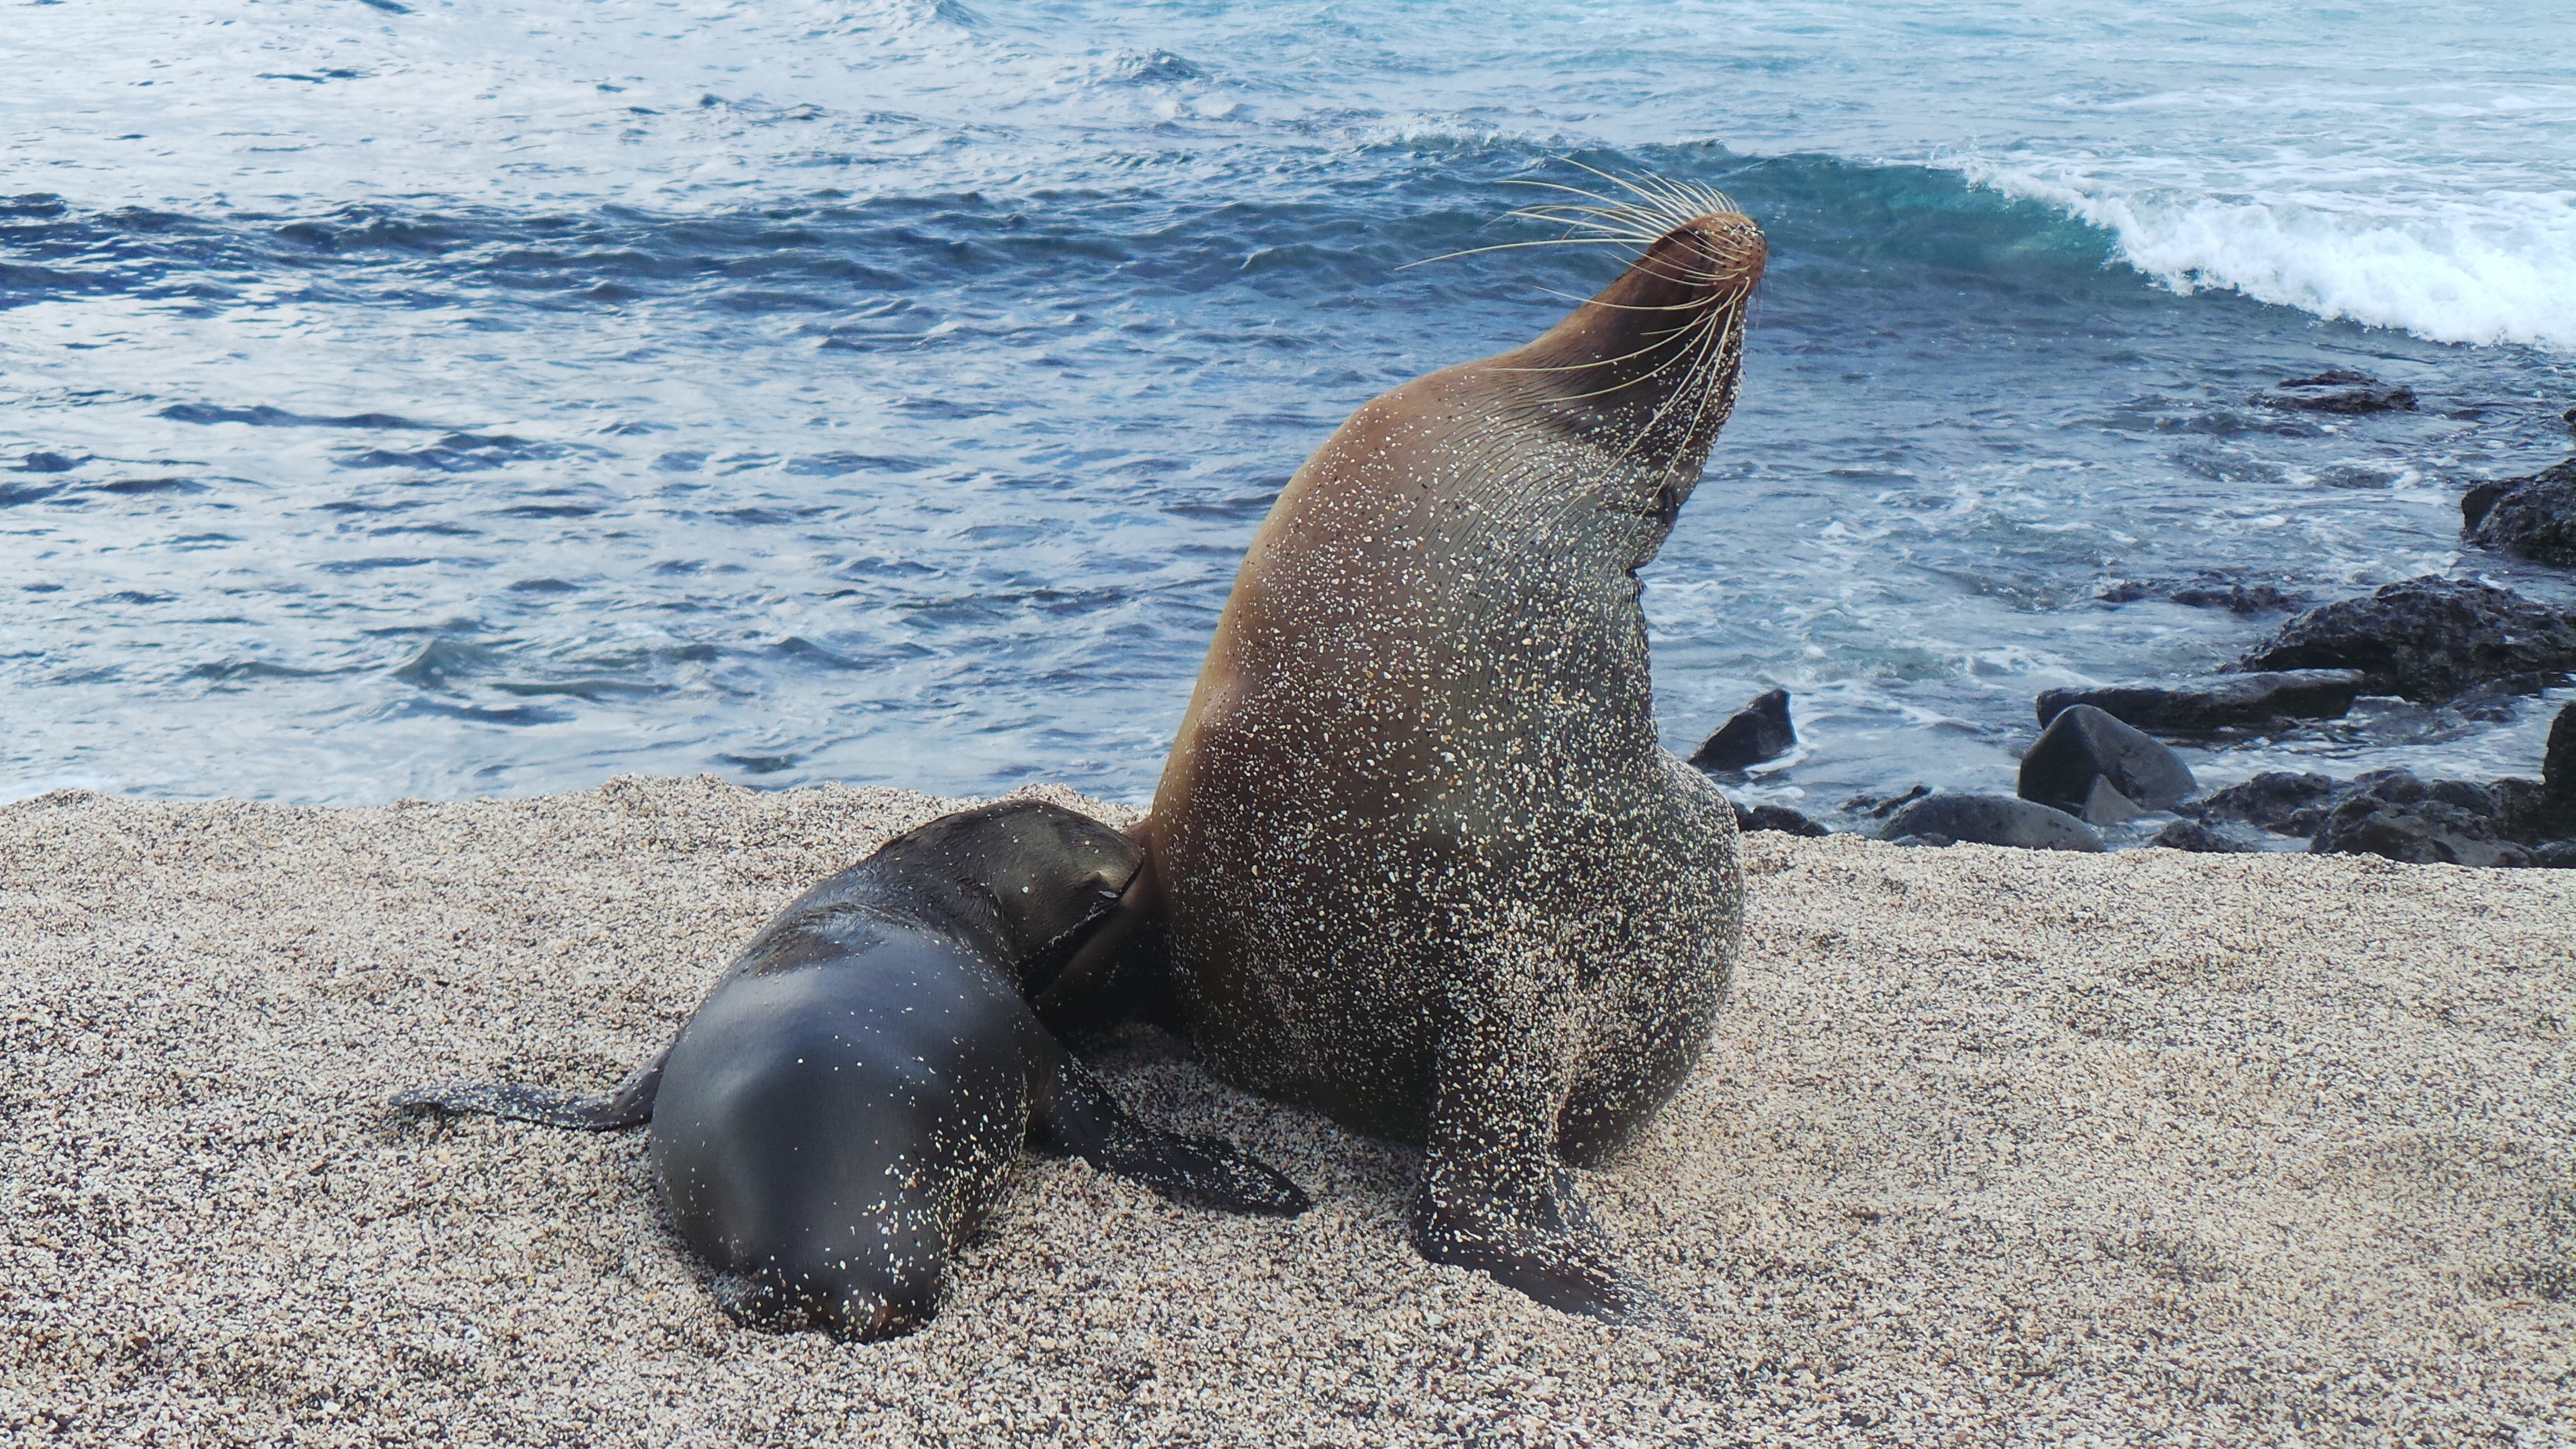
[6,0,2574,826]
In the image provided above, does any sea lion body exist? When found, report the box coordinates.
[1101,188,1766,1322]
[399,800,1308,1339]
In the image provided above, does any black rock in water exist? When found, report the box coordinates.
[2095,575,2308,615]
[1881,794,2103,853]
[2149,820,2252,854]
[2460,460,2576,568]
[1690,688,1796,771]
[2018,704,2197,822]
[2035,670,2367,732]
[2233,575,2576,704]
[2183,771,2340,836]
[2252,368,2416,415]
[2168,580,2307,614]
[2308,769,2532,868]
[1730,801,1829,838]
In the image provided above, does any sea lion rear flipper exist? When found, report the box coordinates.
[1028,1051,1309,1217]
[390,1043,667,1131]
[1407,964,1679,1330]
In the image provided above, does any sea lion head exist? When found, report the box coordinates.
[873,799,1144,985]
[1477,174,1767,565]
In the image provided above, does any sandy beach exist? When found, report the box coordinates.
[2,775,2569,1446]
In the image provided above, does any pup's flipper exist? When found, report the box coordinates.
[392,1044,666,1130]
[1030,1052,1309,1216]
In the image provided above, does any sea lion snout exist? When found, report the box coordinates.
[1665,209,1767,290]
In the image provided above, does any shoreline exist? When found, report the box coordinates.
[4,776,2570,1445]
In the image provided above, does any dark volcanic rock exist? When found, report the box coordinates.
[2168,581,2307,614]
[2095,575,2309,614]
[2183,771,2340,836]
[1881,794,2103,853]
[2461,460,2576,567]
[2495,701,2576,842]
[1729,801,1829,838]
[2149,820,2252,854]
[2488,776,2557,844]
[2233,575,2576,703]
[2253,368,2416,415]
[2018,704,2197,822]
[2534,840,2576,869]
[2550,702,2576,817]
[2036,670,2366,732]
[2308,769,2531,868]
[1690,688,1796,771]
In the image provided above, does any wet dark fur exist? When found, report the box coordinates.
[396,799,1308,1339]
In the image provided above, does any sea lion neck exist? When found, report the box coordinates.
[1488,212,1765,478]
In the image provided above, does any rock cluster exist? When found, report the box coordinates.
[2165,703,2576,867]
[1689,548,2576,869]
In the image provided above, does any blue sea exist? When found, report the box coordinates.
[7,0,2574,827]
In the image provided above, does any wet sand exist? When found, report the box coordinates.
[3,775,2570,1446]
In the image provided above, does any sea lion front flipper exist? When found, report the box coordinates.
[1028,1050,1310,1217]
[391,1043,667,1130]
[1407,959,1675,1329]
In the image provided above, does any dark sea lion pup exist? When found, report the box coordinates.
[396,799,1309,1339]
[1051,174,1767,1327]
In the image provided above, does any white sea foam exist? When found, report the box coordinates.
[1971,161,2576,349]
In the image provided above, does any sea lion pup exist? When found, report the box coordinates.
[1050,175,1764,1325]
[396,799,1309,1339]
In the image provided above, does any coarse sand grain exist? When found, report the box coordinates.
[2,775,2570,1446]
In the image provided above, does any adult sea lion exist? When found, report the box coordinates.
[397,799,1309,1339]
[1055,176,1765,1324]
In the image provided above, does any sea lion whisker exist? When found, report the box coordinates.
[1500,180,1692,236]
[1492,319,1714,385]
[1502,175,1673,212]
[1606,163,1740,225]
[1485,320,1713,379]
[1525,285,1731,313]
[1665,299,1745,465]
[1499,209,1670,249]
[1607,300,1732,461]
[1504,216,1666,249]
[1505,198,1676,234]
[1602,168,1713,229]
[1395,236,1650,270]
[1564,307,1727,415]
[1556,159,1737,231]
[1630,172,1739,227]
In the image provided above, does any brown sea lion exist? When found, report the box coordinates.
[1052,176,1765,1324]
